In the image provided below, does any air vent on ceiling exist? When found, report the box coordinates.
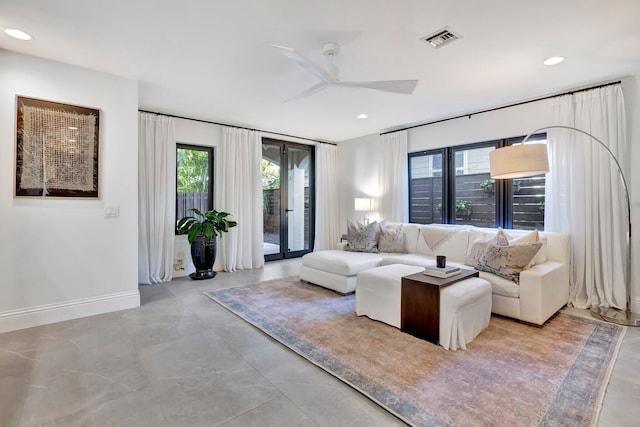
[420,26,462,48]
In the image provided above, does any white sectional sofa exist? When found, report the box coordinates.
[300,223,570,326]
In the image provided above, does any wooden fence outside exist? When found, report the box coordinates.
[410,173,545,229]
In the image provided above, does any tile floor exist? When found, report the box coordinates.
[1,259,639,426]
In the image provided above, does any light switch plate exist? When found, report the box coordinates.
[104,205,120,218]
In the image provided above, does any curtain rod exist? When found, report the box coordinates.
[137,109,336,146]
[379,80,622,136]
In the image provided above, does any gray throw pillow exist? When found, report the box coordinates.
[378,224,407,253]
[476,242,543,284]
[345,220,379,253]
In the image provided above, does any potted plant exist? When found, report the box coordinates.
[455,199,472,217]
[176,208,237,280]
[480,178,495,193]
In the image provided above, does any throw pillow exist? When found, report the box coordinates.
[476,242,543,284]
[378,224,408,253]
[509,229,545,268]
[510,229,539,244]
[465,228,511,267]
[465,237,492,267]
[345,220,379,253]
[494,228,510,246]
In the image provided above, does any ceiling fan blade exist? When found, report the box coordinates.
[338,80,418,95]
[284,82,329,102]
[272,45,337,84]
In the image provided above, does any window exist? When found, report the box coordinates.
[506,136,547,230]
[176,144,213,230]
[451,144,497,227]
[409,134,546,230]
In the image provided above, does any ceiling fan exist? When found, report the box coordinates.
[273,42,418,102]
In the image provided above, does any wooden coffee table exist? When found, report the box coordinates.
[401,268,479,344]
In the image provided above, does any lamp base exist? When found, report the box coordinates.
[590,306,640,326]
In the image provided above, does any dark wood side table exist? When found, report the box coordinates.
[401,268,479,344]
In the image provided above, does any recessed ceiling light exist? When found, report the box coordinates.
[357,114,368,119]
[543,56,564,66]
[4,28,32,40]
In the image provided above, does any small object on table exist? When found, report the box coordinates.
[436,255,446,268]
[340,234,349,242]
[423,265,460,278]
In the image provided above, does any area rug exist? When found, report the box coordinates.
[205,277,625,427]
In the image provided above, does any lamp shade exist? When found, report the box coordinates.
[489,144,549,179]
[354,197,372,212]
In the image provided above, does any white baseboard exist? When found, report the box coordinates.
[0,291,140,334]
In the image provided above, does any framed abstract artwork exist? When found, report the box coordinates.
[15,96,100,198]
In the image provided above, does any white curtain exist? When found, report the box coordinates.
[546,85,628,310]
[379,131,409,222]
[138,112,176,284]
[214,126,264,271]
[314,143,340,250]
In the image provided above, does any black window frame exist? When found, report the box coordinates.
[175,143,214,233]
[408,133,546,229]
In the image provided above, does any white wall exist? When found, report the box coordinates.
[0,50,140,332]
[407,100,552,152]
[337,134,380,231]
[337,98,552,233]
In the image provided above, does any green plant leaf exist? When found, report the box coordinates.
[187,223,202,244]
[202,222,215,240]
[190,208,206,220]
[176,217,196,234]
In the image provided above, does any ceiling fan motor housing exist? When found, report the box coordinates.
[323,42,340,57]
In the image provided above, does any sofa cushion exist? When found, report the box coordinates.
[302,250,383,276]
[345,220,379,253]
[476,242,543,284]
[479,271,520,298]
[380,254,434,268]
[416,225,470,262]
[380,254,467,270]
[378,224,408,253]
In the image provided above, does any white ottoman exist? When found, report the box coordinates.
[301,250,383,294]
[440,277,492,351]
[356,264,425,328]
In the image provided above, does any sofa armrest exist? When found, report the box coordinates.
[518,261,570,325]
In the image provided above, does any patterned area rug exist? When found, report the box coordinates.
[205,277,625,427]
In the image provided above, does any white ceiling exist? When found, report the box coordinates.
[2,0,639,142]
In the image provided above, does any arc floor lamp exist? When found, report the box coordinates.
[489,125,639,326]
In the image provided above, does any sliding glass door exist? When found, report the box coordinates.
[262,139,314,261]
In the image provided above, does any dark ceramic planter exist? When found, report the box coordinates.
[189,235,217,280]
